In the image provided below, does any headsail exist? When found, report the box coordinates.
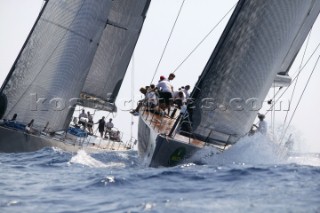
[80,0,151,112]
[190,0,320,144]
[1,0,114,132]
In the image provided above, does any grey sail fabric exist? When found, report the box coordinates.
[190,0,320,144]
[2,0,113,132]
[81,0,151,110]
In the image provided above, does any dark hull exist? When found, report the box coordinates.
[138,116,202,167]
[0,126,128,153]
[0,126,87,153]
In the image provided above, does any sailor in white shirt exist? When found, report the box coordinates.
[172,91,185,108]
[146,88,158,108]
[156,79,173,93]
[156,77,174,115]
[79,109,87,119]
[105,118,114,129]
[256,113,267,135]
[105,118,114,138]
[78,109,88,129]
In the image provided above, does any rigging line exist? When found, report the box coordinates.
[131,56,135,109]
[264,41,320,115]
[274,40,320,104]
[105,112,111,120]
[150,0,186,83]
[252,88,282,127]
[280,55,320,145]
[280,30,312,139]
[272,84,276,141]
[287,29,314,79]
[130,55,135,139]
[172,2,237,74]
[118,74,134,112]
[266,87,282,105]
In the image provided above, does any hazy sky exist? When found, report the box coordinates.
[0,0,319,152]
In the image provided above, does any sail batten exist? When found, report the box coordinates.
[190,0,320,144]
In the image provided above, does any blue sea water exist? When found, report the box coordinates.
[1,135,320,213]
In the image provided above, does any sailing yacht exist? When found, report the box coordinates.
[137,0,320,167]
[0,0,151,153]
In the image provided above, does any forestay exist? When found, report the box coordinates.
[190,0,320,144]
[81,0,151,111]
[2,0,113,132]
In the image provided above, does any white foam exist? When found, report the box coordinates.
[287,154,320,167]
[69,150,125,168]
[116,152,130,160]
[194,133,287,166]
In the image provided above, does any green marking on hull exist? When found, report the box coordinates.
[168,147,186,166]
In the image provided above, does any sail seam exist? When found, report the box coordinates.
[5,0,89,130]
[106,19,128,30]
[41,18,97,43]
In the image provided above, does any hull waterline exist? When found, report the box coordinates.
[137,113,223,167]
[0,126,130,153]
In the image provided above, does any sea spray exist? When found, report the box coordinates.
[69,150,125,168]
[190,133,288,166]
[287,153,320,167]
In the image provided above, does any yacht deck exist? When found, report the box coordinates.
[140,108,230,151]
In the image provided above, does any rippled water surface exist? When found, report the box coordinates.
[1,135,320,213]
